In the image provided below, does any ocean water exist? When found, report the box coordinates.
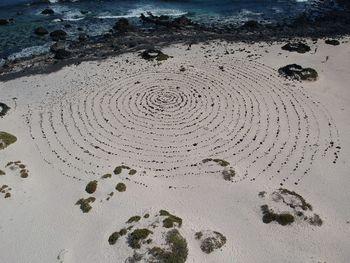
[0,0,340,59]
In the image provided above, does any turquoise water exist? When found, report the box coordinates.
[0,0,340,59]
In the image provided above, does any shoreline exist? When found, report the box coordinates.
[1,8,350,81]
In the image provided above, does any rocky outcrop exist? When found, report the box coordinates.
[325,39,340,45]
[113,18,133,33]
[140,12,192,28]
[278,64,318,81]
[50,30,67,41]
[281,42,311,53]
[34,27,49,35]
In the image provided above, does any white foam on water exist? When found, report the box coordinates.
[8,43,51,61]
[97,6,188,19]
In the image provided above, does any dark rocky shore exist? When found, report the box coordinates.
[1,4,350,81]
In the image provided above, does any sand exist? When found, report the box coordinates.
[0,38,350,262]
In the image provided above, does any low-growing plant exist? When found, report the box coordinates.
[108,232,120,245]
[85,180,98,194]
[128,228,153,249]
[116,183,126,192]
[127,215,141,224]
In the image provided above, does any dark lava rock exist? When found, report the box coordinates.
[0,102,11,117]
[0,19,14,25]
[50,30,67,41]
[54,49,71,59]
[242,20,261,30]
[34,26,48,35]
[140,12,192,28]
[278,64,318,81]
[64,24,72,28]
[281,42,311,53]
[141,49,170,61]
[0,19,10,25]
[78,33,88,42]
[113,18,133,33]
[325,39,340,46]
[41,8,54,15]
[50,41,65,52]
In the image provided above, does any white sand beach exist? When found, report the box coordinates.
[0,38,350,262]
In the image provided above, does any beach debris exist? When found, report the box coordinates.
[325,39,340,46]
[0,132,17,150]
[281,42,311,53]
[195,230,227,254]
[34,26,49,35]
[259,188,323,226]
[0,102,10,117]
[278,64,318,81]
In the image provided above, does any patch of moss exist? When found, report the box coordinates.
[128,228,153,249]
[116,182,126,192]
[108,232,120,245]
[76,197,96,213]
[4,192,11,198]
[0,131,17,150]
[85,180,98,194]
[129,169,137,175]
[127,215,141,224]
[0,170,5,175]
[144,213,150,218]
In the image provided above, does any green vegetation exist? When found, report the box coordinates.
[159,210,182,228]
[101,173,112,179]
[261,205,295,226]
[309,214,323,226]
[278,188,312,210]
[202,158,230,167]
[0,131,17,150]
[119,228,127,236]
[85,180,98,194]
[127,215,141,224]
[128,228,153,249]
[0,170,5,175]
[108,232,120,245]
[113,165,131,175]
[76,197,96,213]
[116,183,126,192]
[199,231,227,254]
[161,229,188,263]
[222,169,235,181]
[20,169,29,178]
[195,231,203,240]
[129,169,137,175]
[144,213,150,218]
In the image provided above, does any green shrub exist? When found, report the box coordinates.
[0,132,17,150]
[128,228,153,249]
[129,169,137,175]
[108,232,120,245]
[85,180,98,194]
[127,215,141,224]
[116,183,126,192]
[76,197,96,213]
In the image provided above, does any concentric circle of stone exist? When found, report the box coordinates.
[26,58,340,186]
